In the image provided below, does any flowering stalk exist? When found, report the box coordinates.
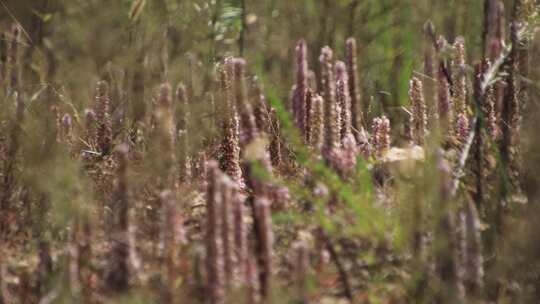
[453,37,468,117]
[0,93,24,236]
[455,113,470,146]
[219,60,243,185]
[434,154,464,302]
[175,83,190,183]
[253,197,273,298]
[160,189,186,302]
[371,116,390,158]
[484,84,500,139]
[105,143,130,292]
[155,83,176,189]
[335,61,353,143]
[95,80,112,156]
[246,255,260,304]
[219,175,236,287]
[268,108,283,169]
[251,78,269,134]
[423,20,437,118]
[409,77,427,145]
[233,58,258,146]
[292,39,308,137]
[319,47,340,156]
[437,64,453,133]
[233,189,247,285]
[346,38,364,141]
[0,32,7,89]
[84,109,96,145]
[308,92,324,151]
[205,161,225,303]
[463,199,484,296]
[293,240,310,304]
[8,25,21,92]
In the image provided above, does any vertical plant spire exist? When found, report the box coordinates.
[307,92,324,150]
[233,189,247,286]
[463,199,484,296]
[8,25,21,92]
[484,84,499,139]
[218,59,243,186]
[95,80,112,156]
[159,189,184,303]
[453,37,468,117]
[253,196,273,299]
[176,83,190,183]
[205,161,225,303]
[409,77,427,145]
[437,49,453,132]
[423,20,437,119]
[105,144,130,292]
[252,77,270,134]
[84,108,96,145]
[500,22,520,171]
[371,116,391,158]
[292,39,308,137]
[0,32,7,89]
[219,175,236,287]
[346,37,364,141]
[335,61,353,143]
[233,58,258,146]
[455,113,470,145]
[293,240,310,303]
[0,93,25,236]
[434,153,464,302]
[155,82,176,188]
[268,108,283,169]
[319,46,340,155]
